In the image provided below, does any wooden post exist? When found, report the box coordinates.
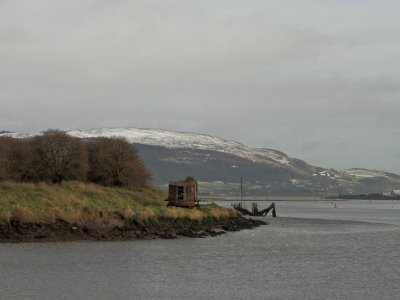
[240,176,243,207]
[252,202,258,215]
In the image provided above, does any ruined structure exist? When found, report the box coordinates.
[166,177,199,208]
[233,202,277,217]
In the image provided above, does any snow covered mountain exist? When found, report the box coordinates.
[3,127,313,175]
[69,128,292,165]
[2,127,400,195]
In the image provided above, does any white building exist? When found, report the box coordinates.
[390,189,400,196]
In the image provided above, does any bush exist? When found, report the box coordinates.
[87,137,151,189]
[0,137,36,181]
[32,130,88,183]
[0,131,151,190]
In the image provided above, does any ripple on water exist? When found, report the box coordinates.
[1,202,400,300]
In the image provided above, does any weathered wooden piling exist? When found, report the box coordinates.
[234,202,277,217]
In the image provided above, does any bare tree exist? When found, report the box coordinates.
[33,130,87,183]
[0,137,12,180]
[0,132,151,189]
[0,137,36,181]
[87,137,151,189]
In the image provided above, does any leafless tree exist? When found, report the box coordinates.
[87,137,151,189]
[0,137,36,181]
[32,130,87,183]
[0,132,151,189]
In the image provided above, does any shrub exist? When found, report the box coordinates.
[31,130,88,183]
[0,131,151,190]
[0,137,36,181]
[87,137,151,189]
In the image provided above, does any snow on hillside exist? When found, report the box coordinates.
[70,128,293,166]
[1,128,291,166]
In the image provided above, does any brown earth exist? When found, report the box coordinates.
[0,217,266,243]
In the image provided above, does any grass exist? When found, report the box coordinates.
[0,181,240,227]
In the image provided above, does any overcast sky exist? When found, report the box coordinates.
[1,0,400,173]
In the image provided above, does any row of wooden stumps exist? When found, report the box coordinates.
[233,202,277,217]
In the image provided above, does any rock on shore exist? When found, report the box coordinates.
[0,217,266,243]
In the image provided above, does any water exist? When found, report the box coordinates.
[1,200,400,299]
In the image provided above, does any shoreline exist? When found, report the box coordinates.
[0,216,266,243]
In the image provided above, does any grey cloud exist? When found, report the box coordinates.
[1,1,400,173]
[300,141,323,153]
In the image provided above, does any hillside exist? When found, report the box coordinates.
[2,128,400,195]
[3,128,313,175]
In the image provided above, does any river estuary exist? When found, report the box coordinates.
[1,200,400,299]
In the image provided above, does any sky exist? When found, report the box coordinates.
[1,0,400,173]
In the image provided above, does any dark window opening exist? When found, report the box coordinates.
[177,186,185,200]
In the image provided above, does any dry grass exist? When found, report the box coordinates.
[0,181,239,226]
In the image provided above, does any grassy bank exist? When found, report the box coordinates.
[0,181,258,241]
[0,181,241,225]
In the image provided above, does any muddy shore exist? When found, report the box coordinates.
[0,217,266,243]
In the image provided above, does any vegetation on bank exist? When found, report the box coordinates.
[0,130,151,189]
[0,130,248,241]
[0,181,240,227]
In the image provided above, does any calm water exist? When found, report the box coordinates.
[1,200,400,299]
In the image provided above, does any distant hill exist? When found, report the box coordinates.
[2,127,400,196]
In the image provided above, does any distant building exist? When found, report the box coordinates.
[390,189,400,196]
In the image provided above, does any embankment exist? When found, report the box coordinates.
[0,181,265,242]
